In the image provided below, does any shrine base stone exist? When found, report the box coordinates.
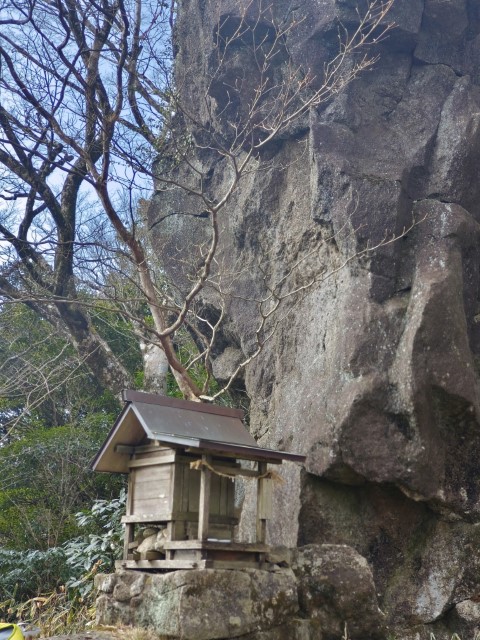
[95,568,298,640]
[95,544,387,639]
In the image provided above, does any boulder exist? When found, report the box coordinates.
[292,544,386,640]
[444,599,480,639]
[96,569,298,640]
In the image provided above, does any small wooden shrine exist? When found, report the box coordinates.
[92,390,305,570]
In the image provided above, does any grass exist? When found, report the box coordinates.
[99,626,174,640]
[1,589,174,640]
[387,634,480,640]
[1,589,95,637]
[427,636,480,640]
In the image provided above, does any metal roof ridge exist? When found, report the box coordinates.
[122,389,244,420]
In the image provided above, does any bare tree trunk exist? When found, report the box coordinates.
[0,0,394,405]
[140,341,169,394]
[57,301,132,395]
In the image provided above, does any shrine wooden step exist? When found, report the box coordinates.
[163,540,268,552]
[116,558,265,571]
[132,550,166,561]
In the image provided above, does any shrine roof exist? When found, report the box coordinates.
[92,390,305,473]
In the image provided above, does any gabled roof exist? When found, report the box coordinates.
[92,390,305,473]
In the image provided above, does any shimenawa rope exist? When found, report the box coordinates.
[189,459,284,484]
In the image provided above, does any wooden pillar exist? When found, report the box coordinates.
[165,522,176,560]
[166,457,179,559]
[256,461,271,544]
[123,472,135,560]
[198,454,212,541]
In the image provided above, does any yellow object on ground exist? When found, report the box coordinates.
[0,624,25,640]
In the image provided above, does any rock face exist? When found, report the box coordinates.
[95,549,384,639]
[149,0,480,634]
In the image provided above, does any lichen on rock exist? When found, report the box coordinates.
[96,568,299,640]
[148,0,480,635]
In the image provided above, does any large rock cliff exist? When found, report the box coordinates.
[150,0,480,634]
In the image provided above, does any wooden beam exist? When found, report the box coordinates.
[123,473,135,560]
[133,441,168,453]
[117,442,171,454]
[117,557,266,571]
[164,541,268,552]
[256,462,268,544]
[258,477,273,519]
[117,559,207,570]
[121,512,238,525]
[198,454,212,541]
[202,559,262,570]
[128,454,176,468]
[165,461,179,559]
[122,512,170,523]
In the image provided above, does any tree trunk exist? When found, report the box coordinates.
[57,301,132,396]
[141,341,169,394]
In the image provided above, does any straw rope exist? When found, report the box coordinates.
[189,459,284,484]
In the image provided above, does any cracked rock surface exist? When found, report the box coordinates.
[149,0,480,634]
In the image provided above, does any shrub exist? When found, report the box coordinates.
[0,490,125,627]
[0,547,68,602]
[63,490,126,595]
